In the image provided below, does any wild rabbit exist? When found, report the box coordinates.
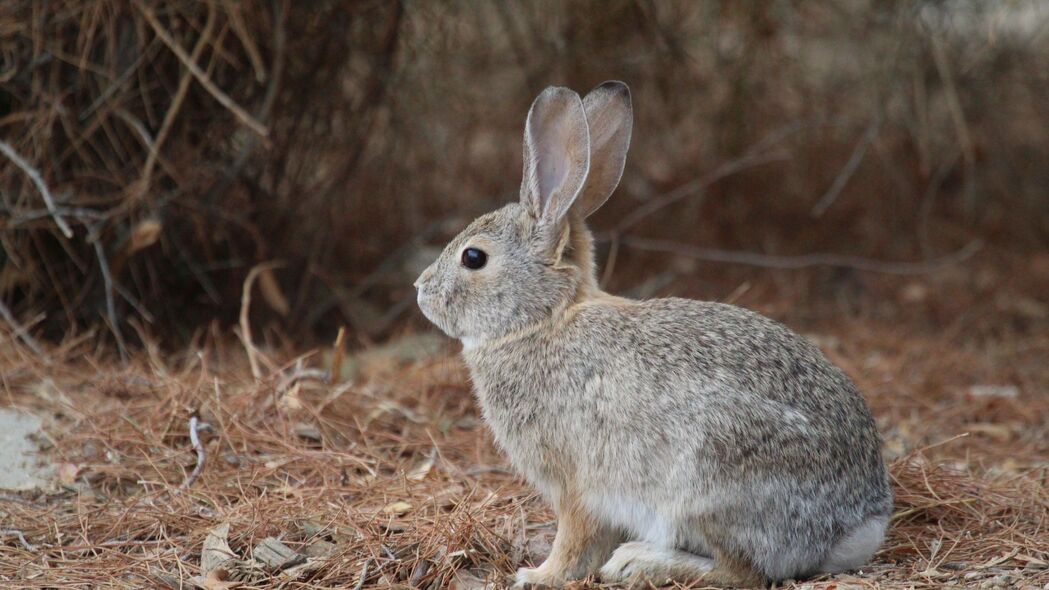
[415,81,892,588]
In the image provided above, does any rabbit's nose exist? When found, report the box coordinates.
[413,274,429,291]
[414,265,436,290]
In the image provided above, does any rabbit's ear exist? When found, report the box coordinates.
[575,81,632,218]
[520,87,591,235]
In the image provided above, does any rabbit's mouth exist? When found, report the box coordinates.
[416,287,457,338]
[415,288,437,323]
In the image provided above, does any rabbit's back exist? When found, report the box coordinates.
[466,297,891,579]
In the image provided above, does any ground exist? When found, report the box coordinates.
[1,256,1048,589]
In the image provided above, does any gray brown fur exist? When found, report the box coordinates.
[415,82,892,588]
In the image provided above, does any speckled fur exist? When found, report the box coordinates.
[415,83,892,588]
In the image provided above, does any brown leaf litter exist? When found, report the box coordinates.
[0,316,1046,589]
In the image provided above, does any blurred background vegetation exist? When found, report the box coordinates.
[1,0,1047,353]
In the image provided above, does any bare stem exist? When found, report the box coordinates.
[618,237,982,275]
[0,140,73,238]
[179,416,206,490]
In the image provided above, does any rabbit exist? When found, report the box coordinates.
[414,81,892,588]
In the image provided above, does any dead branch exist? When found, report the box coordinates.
[618,237,982,275]
[133,0,269,138]
[222,0,267,83]
[811,115,882,216]
[239,261,283,379]
[0,299,48,361]
[179,416,206,490]
[0,139,74,238]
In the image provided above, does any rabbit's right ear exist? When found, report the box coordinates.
[520,87,591,243]
[575,81,632,218]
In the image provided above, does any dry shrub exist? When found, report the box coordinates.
[1,1,1049,349]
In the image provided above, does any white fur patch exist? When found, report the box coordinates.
[583,492,672,544]
[460,336,485,351]
[819,515,888,573]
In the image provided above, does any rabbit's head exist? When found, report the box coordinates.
[415,82,633,345]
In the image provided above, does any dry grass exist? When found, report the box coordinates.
[1,274,1047,589]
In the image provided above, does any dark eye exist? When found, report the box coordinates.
[461,247,487,270]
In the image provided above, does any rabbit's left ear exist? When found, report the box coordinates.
[574,81,632,218]
[520,87,590,237]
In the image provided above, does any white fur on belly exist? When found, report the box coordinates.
[583,491,675,544]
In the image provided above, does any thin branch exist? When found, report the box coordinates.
[0,139,74,238]
[612,118,834,236]
[179,416,206,490]
[618,237,982,275]
[93,238,128,361]
[133,0,269,138]
[7,205,108,226]
[351,559,371,590]
[615,150,787,234]
[0,299,48,361]
[929,32,977,216]
[811,115,882,217]
[136,2,216,196]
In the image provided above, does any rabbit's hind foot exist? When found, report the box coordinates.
[599,541,763,588]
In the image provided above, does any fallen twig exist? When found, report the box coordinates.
[1,529,38,552]
[179,416,206,490]
[618,237,982,275]
[351,559,370,590]
[277,360,328,393]
[0,139,74,238]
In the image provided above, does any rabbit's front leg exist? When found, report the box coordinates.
[513,493,619,588]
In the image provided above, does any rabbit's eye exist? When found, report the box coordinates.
[461,247,487,270]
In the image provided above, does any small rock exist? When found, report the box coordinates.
[292,423,322,442]
[0,409,51,491]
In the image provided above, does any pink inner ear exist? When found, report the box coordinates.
[538,146,568,216]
